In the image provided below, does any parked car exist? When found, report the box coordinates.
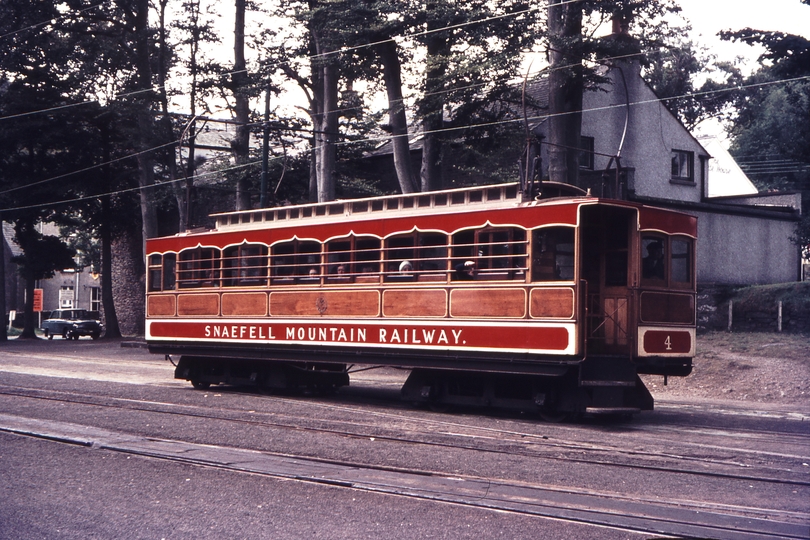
[41,309,103,340]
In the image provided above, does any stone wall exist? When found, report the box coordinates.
[698,284,810,333]
[111,228,145,337]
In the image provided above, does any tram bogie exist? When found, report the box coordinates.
[147,182,697,418]
[175,356,349,393]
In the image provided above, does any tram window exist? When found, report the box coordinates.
[418,233,448,275]
[355,237,381,281]
[671,237,692,285]
[385,234,416,281]
[641,236,666,282]
[326,239,352,282]
[532,228,574,282]
[272,241,321,283]
[223,244,268,286]
[298,242,321,281]
[477,228,527,279]
[178,248,219,288]
[605,251,628,287]
[163,254,176,290]
[148,255,163,291]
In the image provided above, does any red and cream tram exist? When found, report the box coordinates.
[146,182,697,416]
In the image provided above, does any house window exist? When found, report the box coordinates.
[671,150,694,182]
[579,136,595,170]
[89,287,101,312]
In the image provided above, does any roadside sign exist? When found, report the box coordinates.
[33,288,43,312]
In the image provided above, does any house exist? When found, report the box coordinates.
[370,57,802,287]
[2,223,102,326]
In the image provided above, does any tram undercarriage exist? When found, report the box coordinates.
[401,355,655,417]
[172,352,663,417]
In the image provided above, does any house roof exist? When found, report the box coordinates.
[2,222,22,257]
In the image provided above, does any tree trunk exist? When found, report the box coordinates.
[232,0,251,210]
[420,25,449,192]
[313,34,337,203]
[0,213,6,342]
[99,195,122,339]
[133,0,158,258]
[547,0,583,187]
[378,40,418,194]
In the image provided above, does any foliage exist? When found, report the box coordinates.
[719,8,810,256]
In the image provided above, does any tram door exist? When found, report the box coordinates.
[580,206,635,355]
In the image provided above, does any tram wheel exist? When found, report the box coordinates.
[191,380,211,390]
[539,408,569,423]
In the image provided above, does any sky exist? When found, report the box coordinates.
[192,0,810,139]
[672,0,808,139]
[676,0,809,69]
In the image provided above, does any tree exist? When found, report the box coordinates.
[720,10,810,257]
[545,0,686,187]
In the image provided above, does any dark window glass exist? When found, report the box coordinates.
[671,237,691,284]
[532,227,575,281]
[641,236,666,282]
[671,150,694,181]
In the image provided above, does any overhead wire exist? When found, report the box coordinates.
[3,72,808,215]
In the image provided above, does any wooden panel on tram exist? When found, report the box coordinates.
[222,292,268,317]
[529,288,575,319]
[450,288,526,318]
[270,290,380,317]
[383,289,448,318]
[147,294,176,317]
[177,293,220,316]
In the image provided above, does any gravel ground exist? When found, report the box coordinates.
[642,332,810,406]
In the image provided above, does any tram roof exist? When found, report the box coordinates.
[210,182,593,232]
[147,182,696,253]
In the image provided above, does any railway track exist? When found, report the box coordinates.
[0,383,807,487]
[0,414,804,539]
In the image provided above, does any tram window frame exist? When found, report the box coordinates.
[641,235,667,285]
[323,235,383,283]
[177,247,220,289]
[531,227,575,282]
[670,236,693,289]
[475,228,527,280]
[355,237,382,283]
[163,254,176,290]
[271,240,322,284]
[384,232,447,282]
[222,244,268,287]
[451,227,528,281]
[148,254,163,292]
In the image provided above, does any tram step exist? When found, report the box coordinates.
[580,379,636,387]
[585,407,641,415]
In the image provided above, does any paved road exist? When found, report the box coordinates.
[0,337,808,539]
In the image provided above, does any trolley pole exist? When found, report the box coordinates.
[260,87,271,209]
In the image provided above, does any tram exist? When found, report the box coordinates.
[145,182,697,416]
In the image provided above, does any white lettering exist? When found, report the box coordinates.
[286,327,295,339]
[338,328,347,341]
[411,328,421,344]
[390,329,402,343]
[240,326,247,338]
[308,328,316,340]
[357,328,366,342]
[297,327,305,340]
[422,329,435,343]
[438,330,448,344]
[205,325,211,337]
[452,329,463,344]
[379,329,387,343]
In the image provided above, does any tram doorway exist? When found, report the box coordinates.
[580,205,636,356]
